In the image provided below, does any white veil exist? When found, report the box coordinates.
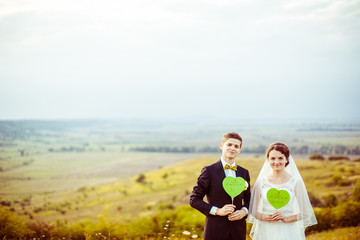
[248,155,317,234]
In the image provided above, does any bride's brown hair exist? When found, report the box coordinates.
[266,142,290,167]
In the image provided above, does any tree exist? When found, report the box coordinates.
[18,149,25,156]
[309,154,325,160]
[136,173,146,184]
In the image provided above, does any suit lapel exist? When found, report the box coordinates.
[215,160,226,179]
[236,166,241,177]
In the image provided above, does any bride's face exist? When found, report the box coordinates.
[267,150,287,171]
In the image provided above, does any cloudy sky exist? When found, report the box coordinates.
[0,0,359,121]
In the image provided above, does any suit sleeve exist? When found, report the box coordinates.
[189,166,213,216]
[243,169,251,210]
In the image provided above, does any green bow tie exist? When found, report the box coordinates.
[224,164,237,171]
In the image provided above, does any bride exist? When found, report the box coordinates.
[248,142,317,240]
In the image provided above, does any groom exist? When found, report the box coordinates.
[190,132,251,240]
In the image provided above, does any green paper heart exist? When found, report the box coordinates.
[222,176,246,198]
[266,188,290,209]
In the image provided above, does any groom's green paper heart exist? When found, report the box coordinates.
[266,188,290,209]
[222,176,246,198]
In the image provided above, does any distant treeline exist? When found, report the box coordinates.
[48,147,87,152]
[129,146,217,153]
[47,145,106,153]
[292,144,359,155]
[130,144,360,155]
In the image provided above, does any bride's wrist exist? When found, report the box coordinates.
[260,214,270,222]
[283,215,295,223]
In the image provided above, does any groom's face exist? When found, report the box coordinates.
[220,138,241,161]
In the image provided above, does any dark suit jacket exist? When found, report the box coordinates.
[190,160,251,240]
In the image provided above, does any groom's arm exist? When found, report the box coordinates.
[189,167,213,216]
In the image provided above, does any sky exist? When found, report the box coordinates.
[0,0,359,121]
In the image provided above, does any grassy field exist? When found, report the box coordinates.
[0,150,218,224]
[1,120,360,238]
[306,227,360,240]
[0,151,211,195]
[1,154,360,239]
[2,154,358,226]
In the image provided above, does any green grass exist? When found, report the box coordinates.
[23,156,360,225]
[306,227,360,240]
[1,152,360,239]
[0,151,211,194]
[1,120,360,238]
[2,152,359,226]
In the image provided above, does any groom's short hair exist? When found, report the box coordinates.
[222,132,243,147]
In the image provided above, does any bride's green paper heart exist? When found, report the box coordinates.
[222,176,246,198]
[266,188,290,209]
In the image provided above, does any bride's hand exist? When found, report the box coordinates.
[261,213,277,222]
[272,210,285,221]
[261,211,285,222]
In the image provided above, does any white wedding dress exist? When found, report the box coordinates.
[249,176,305,240]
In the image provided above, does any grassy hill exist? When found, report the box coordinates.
[1,150,360,239]
[1,120,360,238]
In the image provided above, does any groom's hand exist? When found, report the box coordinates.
[228,209,247,221]
[215,204,236,216]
